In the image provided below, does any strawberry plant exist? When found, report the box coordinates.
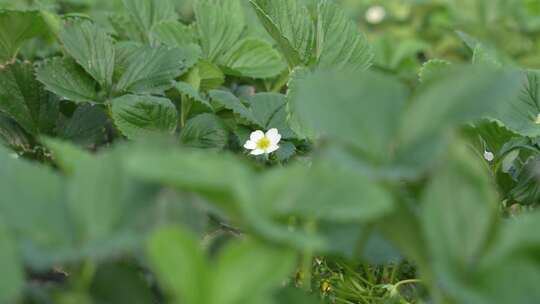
[1,0,540,304]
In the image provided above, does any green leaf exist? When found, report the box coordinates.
[36,57,100,103]
[248,92,295,138]
[315,1,373,71]
[150,20,196,47]
[260,162,394,222]
[42,137,93,174]
[0,147,72,264]
[401,65,522,145]
[57,104,109,147]
[126,147,253,213]
[198,60,225,91]
[209,90,258,124]
[0,10,49,62]
[60,21,115,89]
[418,59,451,83]
[0,61,60,135]
[0,112,31,150]
[123,0,177,43]
[0,224,23,304]
[111,94,178,140]
[220,38,286,78]
[66,145,159,243]
[181,113,228,149]
[291,69,408,161]
[116,45,200,94]
[274,141,296,161]
[249,0,315,67]
[90,262,155,304]
[492,70,540,137]
[211,241,296,304]
[195,0,245,62]
[174,81,212,111]
[147,227,210,304]
[420,141,498,300]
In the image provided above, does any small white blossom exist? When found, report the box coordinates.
[244,128,281,155]
[536,113,540,124]
[365,5,386,24]
[484,151,494,162]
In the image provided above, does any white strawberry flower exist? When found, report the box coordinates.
[244,128,281,155]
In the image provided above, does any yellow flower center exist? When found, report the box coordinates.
[256,137,271,150]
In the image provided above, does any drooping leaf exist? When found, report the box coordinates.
[111,94,178,139]
[194,0,245,62]
[116,45,200,94]
[60,20,115,90]
[249,0,315,67]
[180,113,228,149]
[315,1,373,71]
[220,38,286,78]
[36,57,100,103]
[0,10,49,62]
[122,0,178,43]
[0,61,60,135]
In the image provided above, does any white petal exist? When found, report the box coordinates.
[266,128,281,144]
[250,130,265,141]
[250,149,265,155]
[244,140,256,150]
[266,144,279,154]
